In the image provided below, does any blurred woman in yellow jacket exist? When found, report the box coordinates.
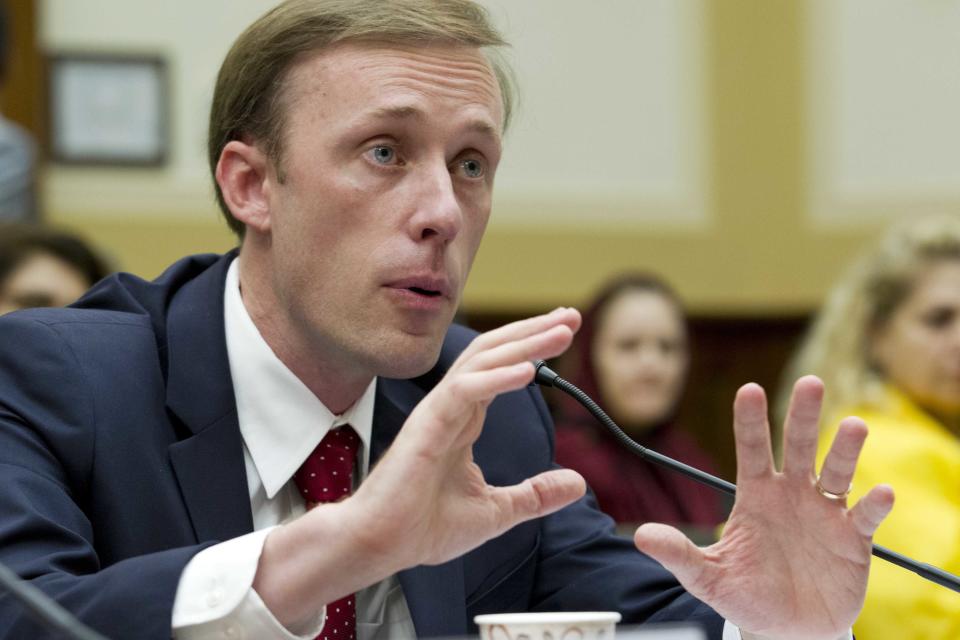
[780,216,960,640]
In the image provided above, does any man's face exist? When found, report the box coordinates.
[262,43,503,379]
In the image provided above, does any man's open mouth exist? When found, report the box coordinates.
[407,286,442,297]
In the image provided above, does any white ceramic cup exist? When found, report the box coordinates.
[474,611,622,640]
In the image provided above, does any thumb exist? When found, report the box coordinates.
[634,522,705,587]
[492,468,586,529]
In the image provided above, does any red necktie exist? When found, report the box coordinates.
[293,425,360,640]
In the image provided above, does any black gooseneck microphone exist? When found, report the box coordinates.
[0,561,108,639]
[533,360,960,594]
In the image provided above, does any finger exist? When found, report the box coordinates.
[491,468,586,530]
[634,523,705,588]
[849,484,895,537]
[817,417,868,497]
[733,383,775,482]
[427,362,535,425]
[461,324,575,374]
[781,376,825,478]
[459,308,581,362]
[403,362,536,454]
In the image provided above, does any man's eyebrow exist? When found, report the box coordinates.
[367,104,423,122]
[464,119,500,140]
[362,105,501,140]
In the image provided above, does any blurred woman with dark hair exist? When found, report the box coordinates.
[0,224,109,314]
[554,274,725,536]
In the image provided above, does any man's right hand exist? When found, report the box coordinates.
[252,308,586,629]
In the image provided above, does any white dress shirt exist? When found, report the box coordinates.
[172,258,416,639]
[169,257,846,640]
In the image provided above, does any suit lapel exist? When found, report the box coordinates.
[168,410,252,541]
[374,379,468,637]
[164,253,253,542]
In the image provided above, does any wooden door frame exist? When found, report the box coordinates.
[2,0,43,145]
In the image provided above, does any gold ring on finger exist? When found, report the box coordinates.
[815,475,852,501]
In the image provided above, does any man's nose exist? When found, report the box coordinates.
[408,162,463,243]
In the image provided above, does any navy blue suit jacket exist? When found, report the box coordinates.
[0,253,723,639]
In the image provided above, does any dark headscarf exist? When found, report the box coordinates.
[561,273,688,431]
[553,273,725,529]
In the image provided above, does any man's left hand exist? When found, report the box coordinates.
[634,376,894,640]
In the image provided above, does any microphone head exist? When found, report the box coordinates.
[533,360,560,387]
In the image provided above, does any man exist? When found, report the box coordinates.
[0,2,893,639]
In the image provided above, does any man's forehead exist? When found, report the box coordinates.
[285,41,504,131]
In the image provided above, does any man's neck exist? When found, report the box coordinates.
[236,258,372,415]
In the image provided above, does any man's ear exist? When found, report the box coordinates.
[216,140,273,233]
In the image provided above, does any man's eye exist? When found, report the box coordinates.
[458,158,485,179]
[369,146,397,165]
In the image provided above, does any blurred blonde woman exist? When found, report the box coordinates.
[780,215,960,640]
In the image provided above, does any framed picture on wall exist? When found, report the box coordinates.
[47,53,168,166]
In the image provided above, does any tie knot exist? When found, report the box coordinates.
[293,425,360,506]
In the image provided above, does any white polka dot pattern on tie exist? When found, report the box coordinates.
[294,426,358,503]
[293,425,360,640]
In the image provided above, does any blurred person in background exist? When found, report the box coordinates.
[0,224,109,314]
[554,274,726,538]
[0,7,36,222]
[780,215,960,640]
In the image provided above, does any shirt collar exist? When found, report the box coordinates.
[223,258,376,499]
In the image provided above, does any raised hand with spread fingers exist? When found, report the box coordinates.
[253,307,588,628]
[634,376,895,640]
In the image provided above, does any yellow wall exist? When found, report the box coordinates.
[43,2,921,315]
[468,0,894,316]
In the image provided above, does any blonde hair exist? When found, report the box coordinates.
[208,0,515,236]
[778,215,960,425]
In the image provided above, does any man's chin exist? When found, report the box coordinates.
[371,331,446,380]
